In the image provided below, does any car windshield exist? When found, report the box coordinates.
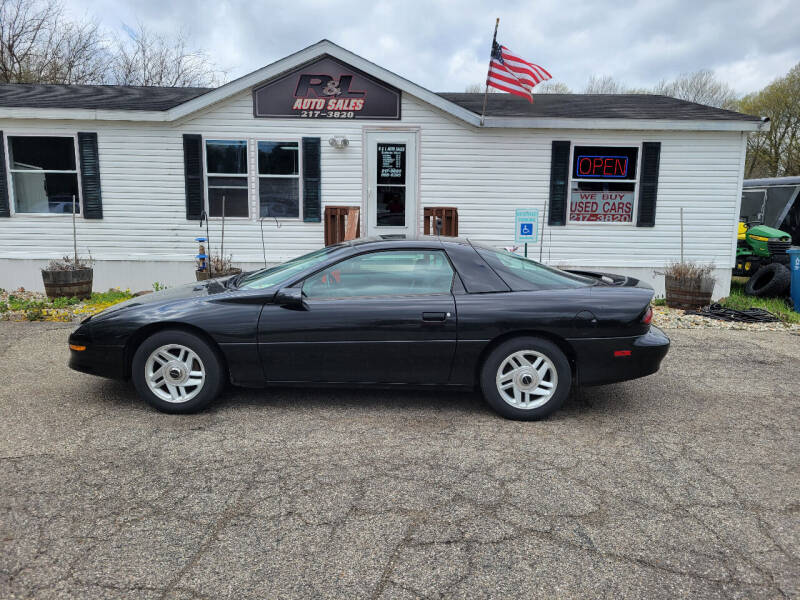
[474,245,596,291]
[238,246,343,290]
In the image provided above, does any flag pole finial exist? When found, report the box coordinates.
[479,18,500,127]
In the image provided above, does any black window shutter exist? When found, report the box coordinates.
[548,141,570,226]
[0,131,9,217]
[636,142,661,227]
[302,137,321,222]
[183,134,204,220]
[77,132,103,219]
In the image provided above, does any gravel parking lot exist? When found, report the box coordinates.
[1,322,798,599]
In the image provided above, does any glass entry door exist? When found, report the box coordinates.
[366,131,417,236]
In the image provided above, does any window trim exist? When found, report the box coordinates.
[256,138,303,221]
[566,141,642,226]
[203,137,251,220]
[3,132,83,218]
[299,248,456,301]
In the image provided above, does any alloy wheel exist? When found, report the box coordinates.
[495,349,558,409]
[144,344,206,403]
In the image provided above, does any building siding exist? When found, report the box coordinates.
[0,90,745,297]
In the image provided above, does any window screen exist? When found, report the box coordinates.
[259,141,300,218]
[8,136,80,214]
[206,140,248,217]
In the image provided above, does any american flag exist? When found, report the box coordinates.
[487,41,551,102]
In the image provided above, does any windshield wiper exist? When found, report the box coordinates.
[226,272,245,289]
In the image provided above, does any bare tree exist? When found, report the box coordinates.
[653,69,738,109]
[0,0,108,84]
[110,23,222,87]
[584,75,628,94]
[535,81,571,94]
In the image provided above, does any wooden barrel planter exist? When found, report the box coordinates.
[665,274,715,310]
[196,267,242,281]
[41,268,93,300]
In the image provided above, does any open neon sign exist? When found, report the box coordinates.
[575,155,629,179]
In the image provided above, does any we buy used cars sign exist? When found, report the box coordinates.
[569,191,634,222]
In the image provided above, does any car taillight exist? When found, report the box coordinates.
[642,306,653,325]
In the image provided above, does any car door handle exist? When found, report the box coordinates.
[422,312,449,322]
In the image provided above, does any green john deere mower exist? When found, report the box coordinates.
[734,221,792,296]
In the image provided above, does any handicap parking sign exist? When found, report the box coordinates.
[515,209,539,243]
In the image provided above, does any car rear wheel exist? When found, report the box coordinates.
[480,337,571,420]
[132,329,225,414]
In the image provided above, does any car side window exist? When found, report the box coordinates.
[302,250,454,299]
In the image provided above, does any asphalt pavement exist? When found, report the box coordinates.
[1,322,798,599]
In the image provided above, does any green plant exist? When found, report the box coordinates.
[51,296,80,308]
[25,308,45,321]
[720,280,800,324]
[652,297,666,307]
[152,282,168,291]
[88,289,134,304]
[0,301,8,313]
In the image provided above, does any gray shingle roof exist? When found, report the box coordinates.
[0,82,762,123]
[0,83,212,111]
[437,93,762,122]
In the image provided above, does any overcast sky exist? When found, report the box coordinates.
[65,0,799,95]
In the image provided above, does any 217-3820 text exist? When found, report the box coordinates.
[299,111,355,119]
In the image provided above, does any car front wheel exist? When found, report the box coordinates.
[480,337,571,420]
[132,329,225,414]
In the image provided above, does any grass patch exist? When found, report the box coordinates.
[1,288,134,322]
[719,278,800,324]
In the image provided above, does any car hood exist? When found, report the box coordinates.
[87,279,230,321]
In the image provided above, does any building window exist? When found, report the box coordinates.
[205,139,249,217]
[258,141,300,218]
[8,136,80,214]
[569,145,639,223]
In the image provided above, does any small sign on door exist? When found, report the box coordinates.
[515,209,539,243]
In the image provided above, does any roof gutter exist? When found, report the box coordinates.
[479,116,768,132]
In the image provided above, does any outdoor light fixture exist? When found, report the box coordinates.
[328,136,349,149]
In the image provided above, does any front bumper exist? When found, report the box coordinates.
[68,330,127,380]
[570,325,670,386]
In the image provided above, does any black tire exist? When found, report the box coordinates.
[479,336,571,421]
[744,263,791,297]
[131,329,225,414]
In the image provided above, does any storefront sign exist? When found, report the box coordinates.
[377,144,405,183]
[253,55,401,120]
[515,208,539,242]
[572,146,638,180]
[570,191,634,222]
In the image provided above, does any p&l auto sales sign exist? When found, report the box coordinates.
[253,55,401,120]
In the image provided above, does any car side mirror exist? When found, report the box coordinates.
[274,287,305,310]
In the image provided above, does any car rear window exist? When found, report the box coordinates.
[475,247,595,291]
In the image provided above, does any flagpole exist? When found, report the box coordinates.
[479,17,499,127]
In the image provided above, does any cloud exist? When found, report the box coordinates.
[64,0,799,94]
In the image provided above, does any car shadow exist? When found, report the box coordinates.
[88,377,633,420]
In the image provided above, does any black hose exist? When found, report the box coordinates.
[685,303,780,323]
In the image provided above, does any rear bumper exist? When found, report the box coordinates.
[570,326,670,386]
[68,331,126,380]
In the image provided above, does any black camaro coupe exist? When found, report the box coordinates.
[69,237,669,420]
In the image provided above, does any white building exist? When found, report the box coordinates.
[0,40,766,298]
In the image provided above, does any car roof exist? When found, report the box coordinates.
[343,235,473,250]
